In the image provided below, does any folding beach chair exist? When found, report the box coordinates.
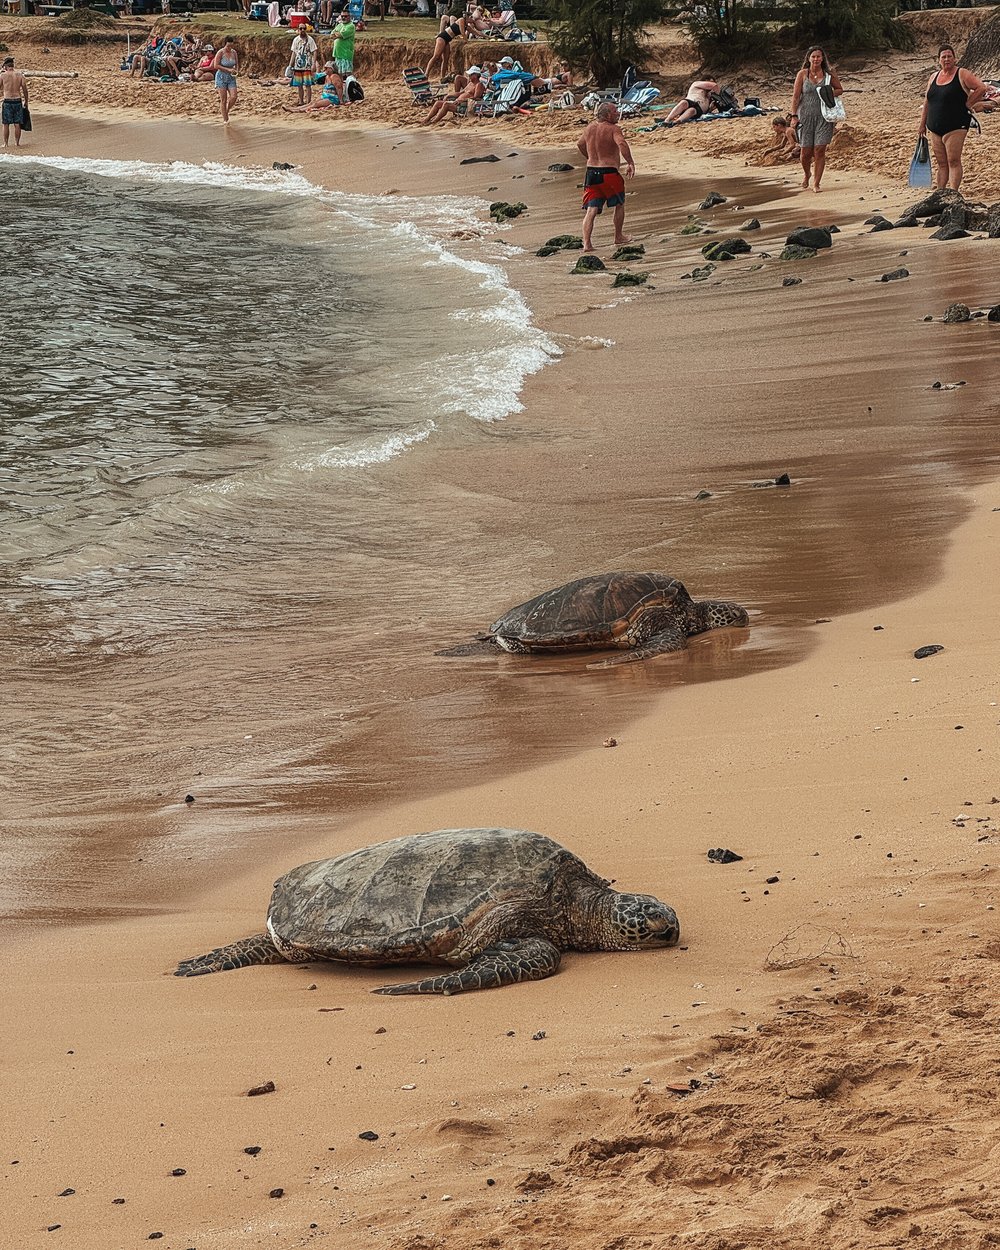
[618,83,660,117]
[402,65,437,104]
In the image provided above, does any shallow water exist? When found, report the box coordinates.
[3,149,998,924]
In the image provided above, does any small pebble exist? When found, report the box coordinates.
[243,1146,262,1157]
[269,1188,284,1199]
[58,1188,75,1197]
[531,1031,546,1041]
[359,1131,379,1141]
[171,1168,186,1177]
[184,794,195,804]
[247,1081,276,1097]
[603,737,618,748]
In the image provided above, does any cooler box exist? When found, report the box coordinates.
[289,11,308,27]
[249,1,268,18]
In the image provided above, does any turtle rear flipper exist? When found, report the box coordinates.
[586,626,688,670]
[371,937,561,996]
[174,933,284,977]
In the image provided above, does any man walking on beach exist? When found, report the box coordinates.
[577,101,635,253]
[1,56,28,149]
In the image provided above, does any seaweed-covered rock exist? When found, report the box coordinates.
[701,241,738,261]
[786,226,832,250]
[779,244,817,260]
[612,243,646,261]
[943,302,971,323]
[879,268,909,282]
[679,222,705,235]
[572,254,607,273]
[543,234,583,250]
[686,263,716,282]
[612,270,650,288]
[782,276,802,287]
[699,191,727,209]
[489,201,527,221]
[547,163,574,172]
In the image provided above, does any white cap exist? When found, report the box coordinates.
[499,56,514,64]
[467,65,482,74]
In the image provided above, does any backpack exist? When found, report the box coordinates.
[345,74,364,102]
[710,85,739,113]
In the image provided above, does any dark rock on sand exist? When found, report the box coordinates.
[987,305,1000,321]
[695,489,712,500]
[893,217,919,228]
[782,276,802,287]
[272,162,295,171]
[171,1168,186,1176]
[247,1080,276,1097]
[58,1189,75,1197]
[870,219,895,233]
[786,226,832,250]
[903,187,962,218]
[612,270,650,287]
[270,1188,285,1198]
[931,226,970,241]
[708,848,743,864]
[545,234,583,250]
[687,263,715,282]
[536,245,560,257]
[699,191,727,209]
[244,1145,262,1156]
[679,222,705,235]
[359,1131,380,1141]
[914,644,944,659]
[612,243,645,261]
[462,154,501,164]
[943,303,971,323]
[780,244,817,260]
[572,255,606,273]
[547,163,574,172]
[701,241,736,261]
[864,214,890,226]
[740,217,761,230]
[774,472,791,485]
[489,200,526,220]
[880,268,909,282]
[828,224,841,233]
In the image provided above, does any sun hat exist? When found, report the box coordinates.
[467,64,482,74]
[498,55,514,64]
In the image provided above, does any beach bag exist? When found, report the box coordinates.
[908,134,932,188]
[549,89,575,110]
[819,73,846,123]
[710,85,738,113]
[345,74,364,102]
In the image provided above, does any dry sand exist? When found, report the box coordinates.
[5,11,1000,1250]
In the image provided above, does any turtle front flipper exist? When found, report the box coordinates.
[586,626,688,670]
[371,937,561,996]
[174,933,285,977]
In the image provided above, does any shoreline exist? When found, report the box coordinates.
[7,101,1000,1249]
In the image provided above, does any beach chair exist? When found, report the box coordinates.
[485,76,531,115]
[402,65,437,104]
[618,83,660,117]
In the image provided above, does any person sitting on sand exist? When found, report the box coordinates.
[420,63,485,123]
[128,32,165,78]
[192,44,217,82]
[283,61,346,110]
[665,77,718,124]
[765,114,800,160]
[163,32,202,79]
[426,13,467,81]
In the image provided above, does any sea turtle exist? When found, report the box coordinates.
[440,572,749,667]
[174,827,680,995]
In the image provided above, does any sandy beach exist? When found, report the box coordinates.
[5,8,1000,1249]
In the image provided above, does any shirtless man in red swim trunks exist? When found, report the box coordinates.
[577,101,635,254]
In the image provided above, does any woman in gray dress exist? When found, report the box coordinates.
[790,47,843,193]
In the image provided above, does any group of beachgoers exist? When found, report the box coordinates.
[123,11,357,121]
[420,55,571,125]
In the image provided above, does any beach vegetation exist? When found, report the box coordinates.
[685,0,776,69]
[786,0,914,52]
[548,0,665,85]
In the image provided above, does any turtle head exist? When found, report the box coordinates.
[690,598,749,635]
[598,891,680,951]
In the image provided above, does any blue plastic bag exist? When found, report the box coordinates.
[908,135,932,189]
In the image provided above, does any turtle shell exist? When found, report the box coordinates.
[489,573,691,648]
[266,827,597,962]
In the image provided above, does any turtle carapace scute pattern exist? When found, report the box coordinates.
[174,828,680,995]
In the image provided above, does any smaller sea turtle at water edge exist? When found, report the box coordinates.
[174,827,680,995]
[437,572,749,667]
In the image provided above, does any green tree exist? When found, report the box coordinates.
[685,0,775,69]
[549,0,666,86]
[788,0,914,52]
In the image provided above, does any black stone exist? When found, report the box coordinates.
[707,848,743,864]
[914,644,944,659]
[699,191,727,209]
[931,226,970,241]
[765,875,779,884]
[247,1081,276,1097]
[988,306,1000,322]
[171,1169,186,1177]
[461,154,501,164]
[870,219,894,233]
[184,794,195,803]
[359,1131,379,1141]
[782,276,802,287]
[612,243,646,261]
[943,303,971,323]
[572,254,606,273]
[893,217,919,228]
[269,1188,285,1198]
[879,269,909,282]
[272,162,294,171]
[547,163,574,172]
[612,270,650,287]
[864,214,889,225]
[244,1145,262,1156]
[774,473,791,486]
[740,217,761,230]
[695,489,712,500]
[786,226,832,250]
[489,200,526,220]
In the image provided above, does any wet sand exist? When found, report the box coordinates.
[5,75,1000,1250]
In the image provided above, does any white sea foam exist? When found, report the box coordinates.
[3,152,561,453]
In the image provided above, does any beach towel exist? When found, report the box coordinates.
[908,135,932,188]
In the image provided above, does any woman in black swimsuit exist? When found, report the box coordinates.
[426,14,467,81]
[918,44,990,191]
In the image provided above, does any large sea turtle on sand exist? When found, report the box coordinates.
[174,827,680,995]
[439,572,749,667]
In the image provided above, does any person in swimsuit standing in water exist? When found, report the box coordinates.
[213,37,240,124]
[426,13,467,81]
[918,44,991,191]
[789,47,843,193]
